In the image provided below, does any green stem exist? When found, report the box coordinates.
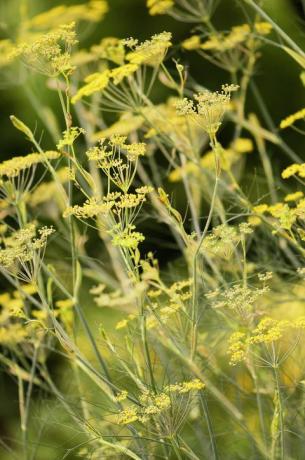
[191,138,220,359]
[273,365,284,460]
[243,0,305,58]
[200,394,219,460]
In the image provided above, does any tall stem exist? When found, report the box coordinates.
[191,136,220,359]
[273,365,284,460]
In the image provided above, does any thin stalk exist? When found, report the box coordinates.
[273,365,284,460]
[191,138,220,359]
[18,376,27,460]
[247,361,268,451]
[170,437,184,460]
[180,152,201,237]
[141,312,157,393]
[200,394,219,460]
[243,0,305,58]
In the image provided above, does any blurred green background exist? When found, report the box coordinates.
[0,0,304,458]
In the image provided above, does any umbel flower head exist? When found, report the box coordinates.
[15,22,78,77]
[176,84,238,136]
[228,316,305,366]
[25,1,108,30]
[0,150,60,205]
[117,378,205,425]
[0,151,60,179]
[124,31,172,66]
[86,136,147,193]
[147,0,219,22]
[71,32,172,106]
[0,224,55,283]
[147,0,174,16]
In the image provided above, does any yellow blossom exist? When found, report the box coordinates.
[166,379,205,393]
[176,84,238,136]
[0,151,60,178]
[71,70,110,104]
[0,323,28,346]
[253,204,269,214]
[25,1,108,30]
[228,332,247,366]
[284,191,304,202]
[280,108,305,129]
[147,0,174,15]
[254,22,273,35]
[117,407,138,425]
[282,163,305,179]
[182,35,201,50]
[115,390,128,402]
[126,32,172,66]
[63,198,114,219]
[55,299,75,309]
[17,23,78,77]
[110,63,139,85]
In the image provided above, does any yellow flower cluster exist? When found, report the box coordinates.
[72,63,138,103]
[86,137,147,193]
[0,151,60,178]
[109,224,145,250]
[25,1,108,30]
[117,379,204,425]
[72,32,172,103]
[182,35,202,51]
[0,284,36,322]
[64,188,153,228]
[0,39,18,69]
[208,283,269,316]
[228,332,247,366]
[282,163,305,179]
[144,278,193,330]
[182,23,272,53]
[257,272,273,282]
[115,314,136,330]
[146,302,181,330]
[57,127,85,150]
[249,318,290,345]
[16,23,78,77]
[253,198,305,231]
[115,390,128,402]
[63,198,114,219]
[0,283,40,348]
[165,378,205,393]
[228,317,305,365]
[200,22,272,52]
[167,278,193,302]
[71,70,110,104]
[201,224,243,260]
[284,191,304,202]
[176,84,238,136]
[0,224,55,281]
[125,32,172,66]
[110,63,139,85]
[280,108,305,129]
[147,0,174,16]
[0,323,28,347]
